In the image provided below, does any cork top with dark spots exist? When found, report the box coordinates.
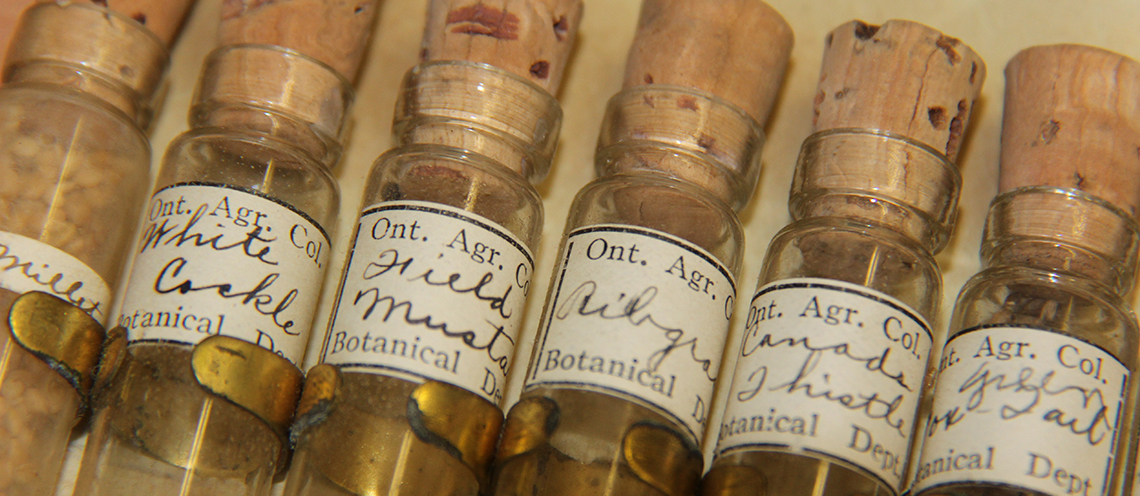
[621,0,793,125]
[814,19,986,163]
[85,0,197,45]
[1000,44,1140,218]
[421,0,584,95]
[220,0,381,80]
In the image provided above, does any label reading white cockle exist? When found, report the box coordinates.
[0,231,112,324]
[912,326,1128,496]
[119,183,330,366]
[525,225,736,441]
[715,278,931,492]
[320,201,533,405]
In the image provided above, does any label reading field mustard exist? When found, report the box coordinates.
[320,201,533,406]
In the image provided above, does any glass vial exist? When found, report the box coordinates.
[285,60,559,496]
[703,20,984,496]
[493,2,793,493]
[494,86,759,496]
[72,44,351,496]
[705,130,958,496]
[911,44,1140,496]
[913,188,1138,496]
[0,4,167,495]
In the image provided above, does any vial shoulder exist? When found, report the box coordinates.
[363,145,544,248]
[759,217,942,319]
[157,129,341,230]
[566,173,744,272]
[950,265,1139,366]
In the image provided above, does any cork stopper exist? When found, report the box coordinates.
[814,20,985,162]
[7,2,169,125]
[622,0,793,124]
[421,0,583,95]
[193,45,353,166]
[219,0,381,80]
[69,0,197,45]
[595,1,792,211]
[1000,45,1140,218]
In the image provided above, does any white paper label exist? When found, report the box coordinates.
[118,184,330,366]
[0,231,112,324]
[319,202,534,405]
[912,326,1128,496]
[525,225,736,442]
[714,279,932,492]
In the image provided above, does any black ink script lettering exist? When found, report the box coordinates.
[408,269,514,320]
[553,281,716,381]
[361,248,412,278]
[352,288,514,373]
[925,404,966,436]
[738,332,910,436]
[955,361,1115,446]
[363,248,514,318]
[154,257,298,335]
[741,330,914,390]
[0,242,104,319]
[140,203,278,266]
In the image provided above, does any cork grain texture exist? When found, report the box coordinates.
[422,0,583,94]
[814,19,985,162]
[220,0,382,79]
[622,0,793,124]
[73,0,197,45]
[22,1,1140,494]
[1000,45,1140,217]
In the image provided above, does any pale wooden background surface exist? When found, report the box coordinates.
[20,0,1140,493]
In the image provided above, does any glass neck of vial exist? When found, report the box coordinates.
[3,2,168,128]
[981,186,1140,295]
[594,85,764,211]
[190,44,353,168]
[391,60,562,184]
[789,128,962,254]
